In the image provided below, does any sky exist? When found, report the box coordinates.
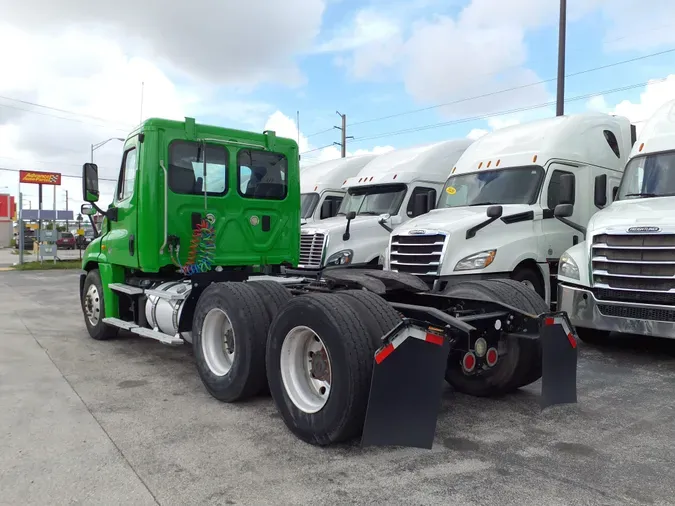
[2,0,675,215]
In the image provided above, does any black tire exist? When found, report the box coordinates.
[334,289,402,349]
[247,279,293,321]
[576,327,612,345]
[192,282,270,402]
[81,269,118,341]
[443,279,547,397]
[266,293,374,446]
[510,265,545,300]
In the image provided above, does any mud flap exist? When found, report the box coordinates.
[540,312,578,409]
[361,321,450,449]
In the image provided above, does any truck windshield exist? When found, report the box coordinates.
[439,166,544,208]
[616,151,675,200]
[301,193,319,219]
[337,184,407,216]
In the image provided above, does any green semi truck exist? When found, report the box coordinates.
[78,116,578,449]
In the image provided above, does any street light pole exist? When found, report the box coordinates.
[91,137,125,163]
[556,0,567,117]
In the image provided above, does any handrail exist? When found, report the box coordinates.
[159,160,169,255]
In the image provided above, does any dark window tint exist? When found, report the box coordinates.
[604,130,621,158]
[169,141,227,196]
[407,187,437,217]
[547,170,576,209]
[238,149,288,200]
[320,195,343,219]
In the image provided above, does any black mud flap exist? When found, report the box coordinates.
[361,321,451,449]
[539,312,578,409]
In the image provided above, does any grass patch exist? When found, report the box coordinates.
[11,259,82,271]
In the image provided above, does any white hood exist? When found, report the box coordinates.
[394,204,535,236]
[588,197,675,233]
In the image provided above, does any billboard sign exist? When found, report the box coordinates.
[19,170,62,186]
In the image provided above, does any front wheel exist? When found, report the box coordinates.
[81,269,118,341]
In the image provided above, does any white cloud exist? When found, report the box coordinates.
[467,128,489,140]
[263,111,395,167]
[0,0,327,88]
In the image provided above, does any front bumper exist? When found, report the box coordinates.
[557,283,675,339]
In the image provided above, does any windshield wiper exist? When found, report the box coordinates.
[468,201,497,206]
[358,211,379,215]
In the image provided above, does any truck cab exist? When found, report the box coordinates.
[557,99,675,342]
[384,113,635,306]
[300,154,378,226]
[294,139,473,274]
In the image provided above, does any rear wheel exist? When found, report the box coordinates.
[81,269,118,341]
[192,282,270,402]
[443,279,547,397]
[247,279,293,321]
[266,293,374,445]
[334,289,401,349]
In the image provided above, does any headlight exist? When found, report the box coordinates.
[454,249,497,271]
[559,251,579,280]
[325,249,353,266]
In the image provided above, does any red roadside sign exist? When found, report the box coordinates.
[19,170,62,185]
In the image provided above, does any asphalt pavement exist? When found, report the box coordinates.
[1,270,675,505]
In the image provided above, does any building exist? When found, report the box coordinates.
[0,194,16,248]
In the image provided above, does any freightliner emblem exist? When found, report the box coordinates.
[408,230,427,235]
[627,226,661,233]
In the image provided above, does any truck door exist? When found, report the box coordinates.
[103,140,140,268]
[539,163,584,260]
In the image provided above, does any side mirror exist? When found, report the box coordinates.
[487,205,503,219]
[346,211,356,221]
[82,163,100,203]
[80,204,96,216]
[559,173,575,205]
[554,203,573,218]
[594,174,607,208]
[378,213,391,224]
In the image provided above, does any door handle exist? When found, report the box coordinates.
[129,234,135,255]
[262,215,271,232]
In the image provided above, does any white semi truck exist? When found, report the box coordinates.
[300,154,378,226]
[383,112,636,306]
[294,139,473,274]
[556,99,675,342]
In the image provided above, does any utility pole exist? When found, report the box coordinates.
[334,111,353,158]
[65,189,69,232]
[556,0,567,116]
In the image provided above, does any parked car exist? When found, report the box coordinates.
[57,232,77,249]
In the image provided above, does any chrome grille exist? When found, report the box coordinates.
[591,233,675,304]
[299,232,326,268]
[389,233,447,278]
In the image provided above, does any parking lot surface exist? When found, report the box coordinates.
[1,270,675,505]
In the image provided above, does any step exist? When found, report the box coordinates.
[130,327,184,346]
[102,317,184,346]
[109,283,144,295]
[103,317,138,330]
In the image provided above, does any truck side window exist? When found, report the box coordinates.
[547,170,575,209]
[168,140,227,196]
[238,149,288,200]
[407,187,437,217]
[117,148,137,202]
[320,195,343,219]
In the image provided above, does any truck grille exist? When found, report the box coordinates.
[591,233,675,305]
[389,233,447,283]
[298,232,326,268]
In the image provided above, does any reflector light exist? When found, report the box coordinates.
[463,352,476,372]
[486,348,498,367]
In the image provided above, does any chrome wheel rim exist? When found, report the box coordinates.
[84,284,101,326]
[201,308,236,376]
[280,326,332,414]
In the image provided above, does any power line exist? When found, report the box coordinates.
[0,102,130,132]
[0,166,118,182]
[350,77,667,144]
[349,47,675,129]
[300,144,334,155]
[304,46,675,137]
[0,94,135,126]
